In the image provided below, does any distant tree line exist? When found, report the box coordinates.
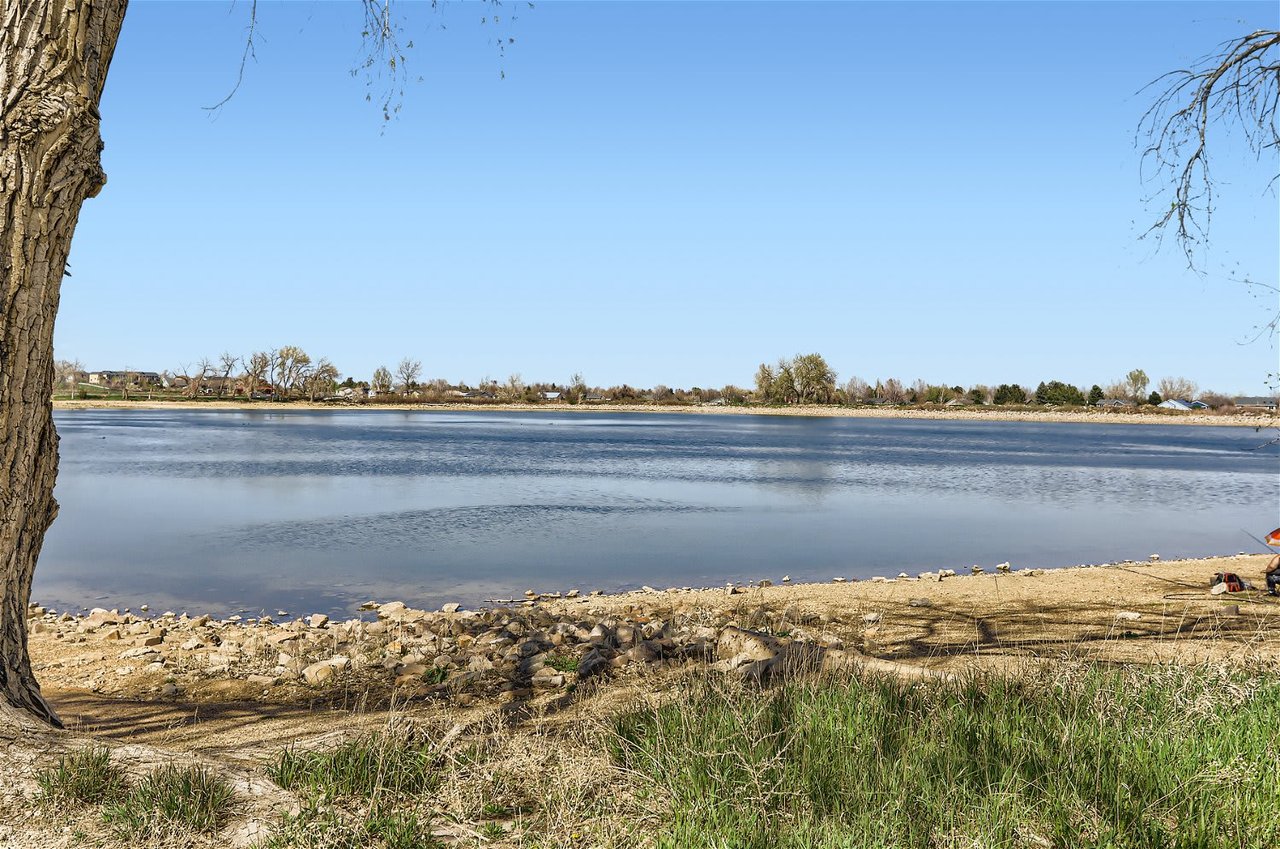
[50,350,1265,411]
[748,357,1255,410]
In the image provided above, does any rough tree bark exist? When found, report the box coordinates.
[1,0,127,726]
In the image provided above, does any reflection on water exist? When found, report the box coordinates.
[37,409,1278,617]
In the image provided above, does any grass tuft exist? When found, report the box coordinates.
[36,747,128,807]
[267,731,439,800]
[264,730,446,846]
[101,763,235,840]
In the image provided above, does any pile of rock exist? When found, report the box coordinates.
[28,598,869,701]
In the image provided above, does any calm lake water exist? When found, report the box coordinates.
[36,409,1279,618]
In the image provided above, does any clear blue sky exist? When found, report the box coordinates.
[58,0,1279,393]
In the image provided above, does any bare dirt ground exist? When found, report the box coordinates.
[5,554,1278,848]
[52,398,1277,428]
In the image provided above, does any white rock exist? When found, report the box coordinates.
[300,656,349,686]
[377,601,408,619]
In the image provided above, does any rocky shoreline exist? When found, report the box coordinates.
[28,553,1274,709]
[28,591,875,707]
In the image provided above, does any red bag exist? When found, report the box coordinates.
[1211,572,1244,592]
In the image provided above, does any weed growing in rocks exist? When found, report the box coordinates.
[545,652,580,672]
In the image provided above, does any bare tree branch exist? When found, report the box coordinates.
[206,1,523,121]
[205,0,260,114]
[1137,30,1279,267]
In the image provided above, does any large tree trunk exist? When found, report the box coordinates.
[1,0,127,726]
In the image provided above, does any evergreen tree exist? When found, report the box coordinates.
[1036,381,1087,406]
[993,384,1026,405]
[1088,385,1104,406]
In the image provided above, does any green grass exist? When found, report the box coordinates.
[479,820,507,839]
[267,731,440,800]
[480,802,514,818]
[545,653,580,673]
[263,733,443,848]
[260,799,442,849]
[611,665,1280,849]
[101,764,235,840]
[35,747,128,807]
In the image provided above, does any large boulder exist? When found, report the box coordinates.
[715,626,783,664]
[301,655,350,686]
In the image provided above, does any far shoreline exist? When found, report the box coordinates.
[52,397,1278,428]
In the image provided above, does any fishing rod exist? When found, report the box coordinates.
[1241,529,1279,554]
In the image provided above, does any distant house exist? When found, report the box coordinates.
[1095,399,1135,408]
[462,390,495,400]
[540,391,562,401]
[199,376,236,395]
[89,370,162,387]
[583,393,608,402]
[944,398,971,407]
[1158,399,1195,411]
[1235,396,1279,411]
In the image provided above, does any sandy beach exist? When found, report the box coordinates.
[52,398,1278,428]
